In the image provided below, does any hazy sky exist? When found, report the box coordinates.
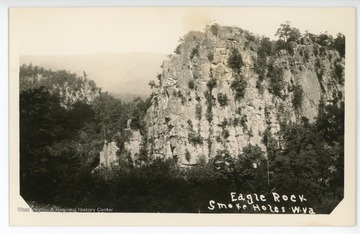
[11,7,352,56]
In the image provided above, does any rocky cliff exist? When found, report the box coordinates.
[20,64,100,107]
[140,25,344,166]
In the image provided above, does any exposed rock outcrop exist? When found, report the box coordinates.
[98,140,119,168]
[52,77,100,107]
[143,25,344,165]
[19,65,100,108]
[124,129,142,161]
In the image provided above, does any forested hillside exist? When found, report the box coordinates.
[20,65,150,206]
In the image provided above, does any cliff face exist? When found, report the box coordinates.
[98,141,119,168]
[52,77,100,107]
[19,65,100,107]
[144,25,344,165]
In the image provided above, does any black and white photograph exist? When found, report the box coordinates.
[9,6,356,226]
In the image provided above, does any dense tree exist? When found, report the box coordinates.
[332,33,345,58]
[255,37,273,81]
[20,88,64,202]
[233,144,268,194]
[292,84,304,110]
[129,96,152,134]
[275,21,301,43]
[227,48,244,73]
[20,87,95,203]
[267,63,284,98]
[267,100,344,212]
[230,74,247,101]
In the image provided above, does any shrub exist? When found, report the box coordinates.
[259,37,273,55]
[206,110,213,123]
[190,45,199,60]
[315,59,324,81]
[148,80,156,89]
[217,93,229,107]
[181,96,186,105]
[206,78,217,91]
[332,33,345,58]
[207,52,214,62]
[248,128,254,137]
[255,37,273,82]
[195,103,202,120]
[188,80,195,89]
[316,33,333,47]
[334,61,344,85]
[256,80,264,94]
[188,132,203,145]
[227,48,244,73]
[187,119,193,128]
[223,129,230,139]
[292,84,304,110]
[304,50,310,61]
[240,115,247,128]
[233,117,240,126]
[255,56,267,81]
[185,149,191,162]
[230,74,247,101]
[174,45,181,54]
[218,118,229,129]
[177,91,186,105]
[245,33,256,41]
[204,91,214,122]
[204,90,213,103]
[276,39,296,55]
[267,63,284,98]
[210,24,219,36]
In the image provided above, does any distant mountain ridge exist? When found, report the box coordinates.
[20,52,167,96]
